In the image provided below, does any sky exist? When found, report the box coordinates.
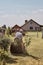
[0,0,43,27]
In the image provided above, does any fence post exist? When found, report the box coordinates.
[42,27,43,39]
[37,28,38,38]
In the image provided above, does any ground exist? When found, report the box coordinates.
[1,32,43,65]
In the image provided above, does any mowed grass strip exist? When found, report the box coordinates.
[25,32,43,58]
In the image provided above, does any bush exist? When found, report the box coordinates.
[0,37,11,51]
[0,35,11,65]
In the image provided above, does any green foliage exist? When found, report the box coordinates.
[24,36,31,47]
[0,51,7,61]
[0,35,11,65]
[7,27,11,36]
[0,37,11,51]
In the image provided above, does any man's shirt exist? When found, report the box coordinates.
[15,32,23,40]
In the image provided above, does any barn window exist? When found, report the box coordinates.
[30,27,33,29]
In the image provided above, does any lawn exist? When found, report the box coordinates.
[0,31,43,65]
[25,32,43,58]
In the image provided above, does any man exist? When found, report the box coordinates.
[14,29,25,53]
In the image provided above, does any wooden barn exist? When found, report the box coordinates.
[21,19,43,31]
[11,24,23,33]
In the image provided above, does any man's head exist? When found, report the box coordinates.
[19,29,25,36]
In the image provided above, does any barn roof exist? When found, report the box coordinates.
[21,19,43,27]
[12,24,21,29]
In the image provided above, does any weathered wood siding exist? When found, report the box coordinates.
[22,20,41,31]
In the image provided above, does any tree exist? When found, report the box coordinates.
[2,25,6,29]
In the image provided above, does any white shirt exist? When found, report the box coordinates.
[15,32,23,39]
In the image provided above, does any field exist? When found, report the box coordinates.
[0,32,43,65]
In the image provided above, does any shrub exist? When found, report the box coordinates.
[0,35,11,65]
[0,37,11,51]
